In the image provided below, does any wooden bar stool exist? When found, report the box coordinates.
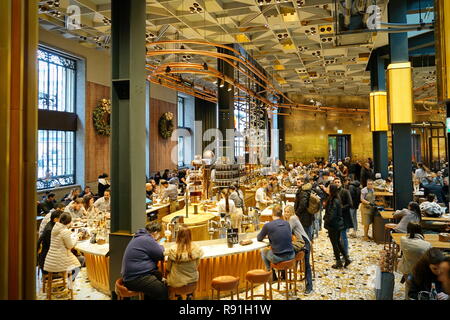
[168,282,197,300]
[310,241,316,278]
[383,223,397,251]
[46,271,73,300]
[115,278,144,300]
[294,251,307,290]
[270,259,296,300]
[211,276,240,300]
[245,269,272,300]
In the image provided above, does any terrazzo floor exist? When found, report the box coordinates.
[36,218,406,300]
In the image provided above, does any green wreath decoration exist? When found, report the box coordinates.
[159,112,174,139]
[93,98,111,136]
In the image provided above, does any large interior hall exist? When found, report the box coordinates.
[1,0,450,302]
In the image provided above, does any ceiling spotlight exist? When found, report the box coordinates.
[257,0,264,5]
[203,62,208,70]
[219,79,225,88]
[189,7,196,13]
[180,45,185,49]
[193,2,199,7]
[165,66,171,73]
[227,84,233,92]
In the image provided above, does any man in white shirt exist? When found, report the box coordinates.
[94,189,111,213]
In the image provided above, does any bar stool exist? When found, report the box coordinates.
[245,269,272,300]
[310,240,316,278]
[270,259,297,300]
[46,271,73,300]
[168,282,197,300]
[211,276,240,300]
[294,250,307,290]
[115,278,144,300]
[383,223,397,251]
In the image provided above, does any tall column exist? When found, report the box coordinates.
[369,51,389,179]
[388,0,413,210]
[217,45,235,160]
[109,0,147,295]
[0,0,38,299]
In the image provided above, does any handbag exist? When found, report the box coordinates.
[292,237,305,253]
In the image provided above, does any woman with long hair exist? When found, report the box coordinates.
[218,188,241,230]
[392,201,422,233]
[83,195,101,223]
[407,248,448,300]
[324,184,351,269]
[165,225,204,299]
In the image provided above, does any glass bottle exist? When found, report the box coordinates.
[429,282,438,300]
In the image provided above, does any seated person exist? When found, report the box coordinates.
[39,203,65,237]
[373,173,386,191]
[165,225,204,298]
[437,256,450,296]
[94,189,111,213]
[79,185,93,198]
[392,201,421,233]
[423,177,446,203]
[64,198,87,220]
[39,193,56,214]
[121,221,168,300]
[146,183,154,200]
[62,188,80,205]
[83,195,103,222]
[44,212,84,281]
[385,178,393,193]
[398,222,431,295]
[37,209,63,273]
[420,194,446,217]
[257,205,295,276]
[407,248,447,300]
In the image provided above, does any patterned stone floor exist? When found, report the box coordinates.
[36,219,406,300]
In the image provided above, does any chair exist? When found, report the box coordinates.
[168,282,197,300]
[383,223,397,251]
[270,259,297,300]
[115,278,144,300]
[294,250,307,290]
[211,275,240,300]
[245,269,272,300]
[310,240,316,278]
[46,271,73,300]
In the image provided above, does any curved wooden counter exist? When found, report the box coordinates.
[75,241,110,296]
[162,207,217,241]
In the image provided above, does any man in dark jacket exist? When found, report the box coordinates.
[294,177,315,244]
[348,180,361,237]
[360,162,374,188]
[333,178,353,254]
[121,221,168,300]
[39,193,56,214]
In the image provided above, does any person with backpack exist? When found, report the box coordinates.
[294,177,318,249]
[348,179,361,238]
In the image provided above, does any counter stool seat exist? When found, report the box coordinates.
[46,271,73,300]
[384,223,397,250]
[245,269,272,300]
[295,250,307,290]
[115,278,144,300]
[168,282,197,300]
[211,276,239,300]
[271,259,297,300]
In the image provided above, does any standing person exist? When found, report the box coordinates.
[323,184,351,269]
[44,212,84,281]
[333,178,353,254]
[407,248,447,300]
[97,173,110,197]
[257,205,295,276]
[414,163,428,184]
[360,162,374,188]
[160,180,179,213]
[294,178,315,245]
[360,179,376,241]
[351,160,362,182]
[218,188,242,231]
[121,221,168,300]
[229,184,245,215]
[283,205,313,294]
[255,179,272,210]
[165,225,204,299]
[348,179,361,238]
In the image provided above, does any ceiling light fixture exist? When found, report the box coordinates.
[203,62,208,70]
[165,66,171,73]
[219,79,225,88]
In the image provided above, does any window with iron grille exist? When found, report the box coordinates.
[37,47,77,190]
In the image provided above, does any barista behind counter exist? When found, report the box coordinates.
[160,180,179,213]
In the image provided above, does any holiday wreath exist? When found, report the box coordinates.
[159,112,174,139]
[93,98,111,136]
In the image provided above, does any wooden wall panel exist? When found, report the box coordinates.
[85,81,111,183]
[150,98,177,173]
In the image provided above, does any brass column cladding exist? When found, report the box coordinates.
[22,0,38,300]
[0,0,11,300]
[387,62,414,124]
[435,0,450,101]
[369,92,388,131]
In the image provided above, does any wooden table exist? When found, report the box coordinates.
[379,210,450,222]
[146,196,185,222]
[391,233,450,250]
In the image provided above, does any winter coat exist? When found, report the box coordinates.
[37,221,55,270]
[294,183,314,228]
[323,198,345,231]
[338,188,354,229]
[165,244,204,288]
[44,222,80,273]
[419,201,445,217]
[348,181,361,209]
